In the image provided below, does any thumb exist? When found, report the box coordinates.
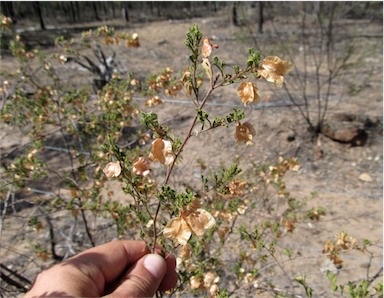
[107,254,167,298]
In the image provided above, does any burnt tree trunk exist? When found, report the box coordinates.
[69,1,77,22]
[74,2,80,22]
[229,2,238,27]
[33,2,45,30]
[1,2,16,19]
[111,2,116,18]
[210,2,218,12]
[123,2,130,22]
[258,2,264,33]
[93,2,101,21]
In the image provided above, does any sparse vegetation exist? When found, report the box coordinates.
[1,2,382,297]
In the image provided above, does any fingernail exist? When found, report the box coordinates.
[143,254,165,279]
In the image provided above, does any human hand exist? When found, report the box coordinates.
[25,240,178,297]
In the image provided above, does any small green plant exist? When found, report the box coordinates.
[327,270,383,298]
[295,276,314,298]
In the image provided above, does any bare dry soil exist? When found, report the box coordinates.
[1,12,383,297]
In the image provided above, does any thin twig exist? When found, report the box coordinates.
[368,267,383,286]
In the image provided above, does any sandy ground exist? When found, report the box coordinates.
[1,11,383,297]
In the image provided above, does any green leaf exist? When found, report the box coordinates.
[295,276,313,298]
[326,270,339,294]
[246,48,261,69]
[213,116,224,127]
[140,111,160,130]
[196,108,209,129]
[225,108,245,124]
